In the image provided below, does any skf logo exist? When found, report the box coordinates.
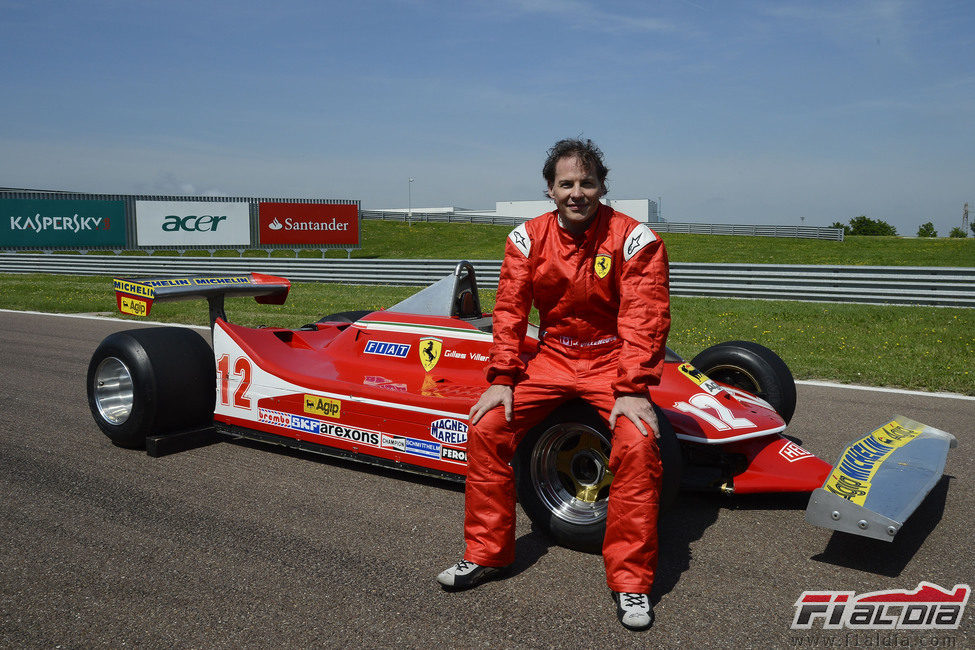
[419,337,442,372]
[304,394,341,419]
[792,582,970,630]
[594,254,612,279]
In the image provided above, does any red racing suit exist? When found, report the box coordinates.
[463,203,671,593]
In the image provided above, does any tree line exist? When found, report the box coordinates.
[830,215,971,238]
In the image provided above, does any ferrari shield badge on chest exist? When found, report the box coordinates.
[419,337,443,372]
[594,254,612,279]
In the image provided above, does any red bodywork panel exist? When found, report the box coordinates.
[210,309,832,493]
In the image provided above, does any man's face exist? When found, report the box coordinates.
[547,155,604,233]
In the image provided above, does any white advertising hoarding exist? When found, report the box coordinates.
[135,201,251,246]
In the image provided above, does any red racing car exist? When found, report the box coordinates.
[87,262,956,551]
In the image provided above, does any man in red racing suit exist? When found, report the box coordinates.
[437,139,671,632]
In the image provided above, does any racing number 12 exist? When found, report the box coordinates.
[218,355,251,408]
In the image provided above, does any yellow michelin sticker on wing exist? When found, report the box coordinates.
[113,279,155,299]
[823,418,924,505]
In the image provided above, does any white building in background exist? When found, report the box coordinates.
[367,199,661,223]
[495,198,659,223]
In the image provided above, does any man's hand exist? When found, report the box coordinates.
[469,384,514,425]
[609,394,659,438]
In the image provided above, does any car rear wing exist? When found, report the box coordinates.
[805,415,957,541]
[113,273,291,325]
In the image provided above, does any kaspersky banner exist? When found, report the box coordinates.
[0,198,126,247]
[258,202,359,246]
[135,200,251,246]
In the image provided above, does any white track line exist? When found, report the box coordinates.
[3,309,973,402]
[0,308,210,331]
[796,379,974,402]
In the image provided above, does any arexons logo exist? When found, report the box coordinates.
[9,214,111,234]
[792,582,970,630]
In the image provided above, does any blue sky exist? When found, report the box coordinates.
[2,0,973,235]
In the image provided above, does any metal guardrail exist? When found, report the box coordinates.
[361,210,528,227]
[649,222,845,241]
[361,211,846,241]
[1,254,972,308]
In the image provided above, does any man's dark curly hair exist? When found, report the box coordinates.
[542,138,609,195]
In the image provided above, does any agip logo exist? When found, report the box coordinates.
[304,394,341,419]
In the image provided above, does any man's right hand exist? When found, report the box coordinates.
[469,384,514,425]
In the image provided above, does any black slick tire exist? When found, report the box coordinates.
[86,327,215,449]
[690,340,796,423]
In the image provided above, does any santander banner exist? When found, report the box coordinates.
[258,202,359,246]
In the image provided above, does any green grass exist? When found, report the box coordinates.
[2,273,972,395]
[29,221,975,266]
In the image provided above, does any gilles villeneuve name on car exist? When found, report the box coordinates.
[792,582,970,630]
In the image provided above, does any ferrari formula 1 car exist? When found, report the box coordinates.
[87,262,957,552]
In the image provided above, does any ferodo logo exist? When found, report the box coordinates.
[304,394,341,419]
[135,200,250,247]
[161,214,227,231]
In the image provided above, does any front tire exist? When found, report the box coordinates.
[690,340,796,423]
[87,327,215,448]
[514,400,682,553]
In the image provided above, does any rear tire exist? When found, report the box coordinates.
[690,340,796,423]
[87,327,215,449]
[514,400,682,553]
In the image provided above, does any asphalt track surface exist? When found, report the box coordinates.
[1,310,972,648]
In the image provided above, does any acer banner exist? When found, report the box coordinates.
[258,202,359,246]
[1,198,126,247]
[135,200,251,247]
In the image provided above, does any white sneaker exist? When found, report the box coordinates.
[436,560,501,591]
[613,592,654,630]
